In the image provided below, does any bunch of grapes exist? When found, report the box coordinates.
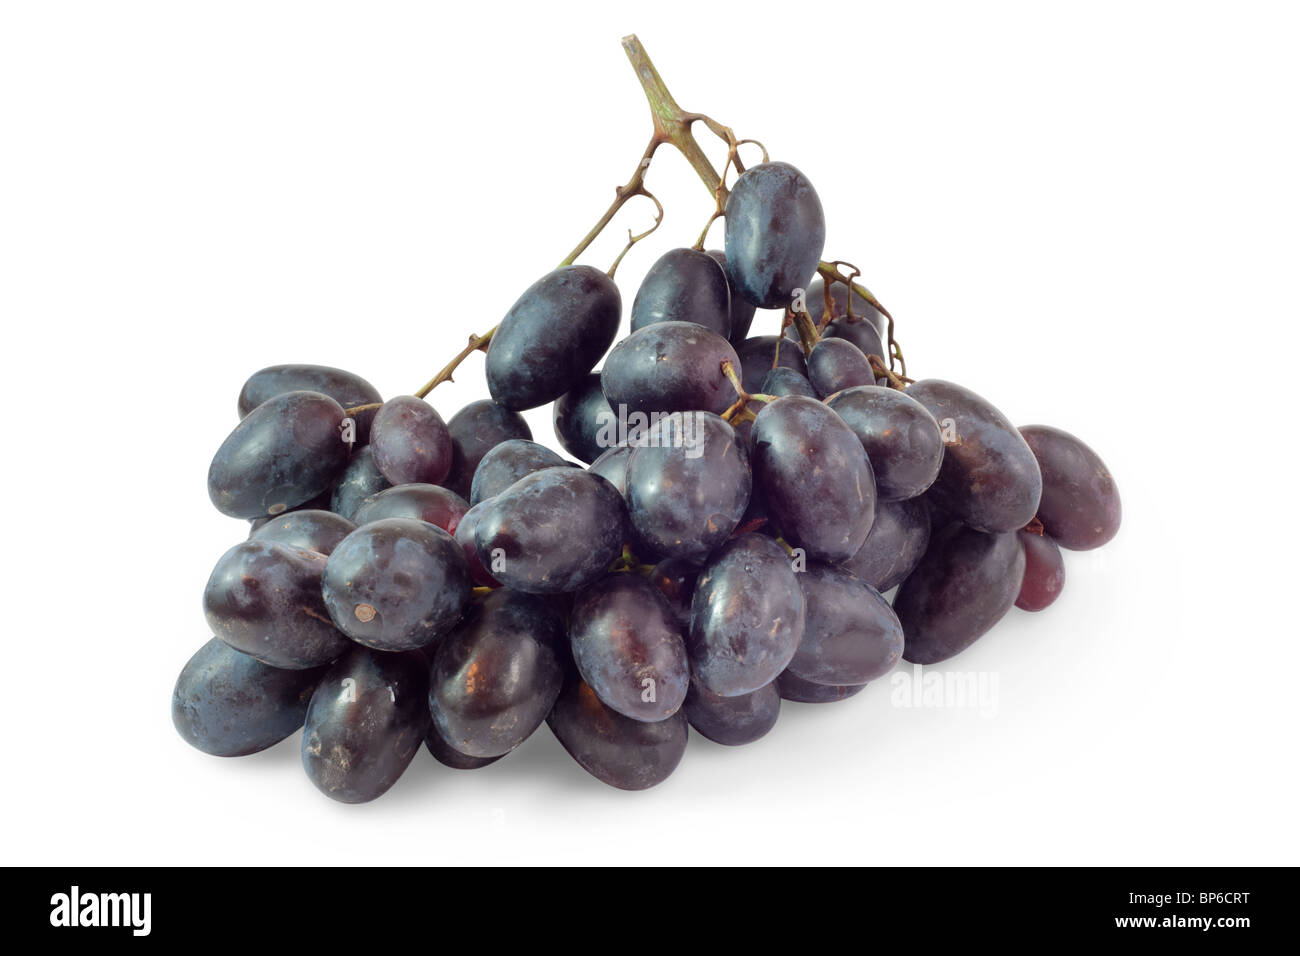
[173,38,1121,801]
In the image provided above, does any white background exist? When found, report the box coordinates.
[2,1,1296,866]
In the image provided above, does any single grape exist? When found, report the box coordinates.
[631,247,732,338]
[1016,530,1065,611]
[588,445,632,497]
[425,721,502,770]
[251,509,356,555]
[204,539,350,669]
[775,670,866,703]
[569,573,690,722]
[724,161,826,309]
[238,363,382,445]
[1019,425,1121,550]
[470,438,568,506]
[172,638,326,757]
[648,556,700,631]
[825,385,944,500]
[443,399,532,499]
[454,501,499,587]
[209,390,349,519]
[625,412,751,562]
[761,366,817,399]
[553,372,616,464]
[907,380,1042,533]
[806,337,876,397]
[474,467,626,594]
[329,447,390,521]
[428,588,566,758]
[352,482,469,535]
[301,647,429,803]
[683,678,780,746]
[321,517,471,652]
[735,335,807,395]
[688,533,805,696]
[547,676,689,790]
[894,524,1026,664]
[486,265,622,410]
[839,496,931,592]
[370,395,453,486]
[705,249,758,344]
[788,562,903,686]
[602,321,741,418]
[751,395,876,563]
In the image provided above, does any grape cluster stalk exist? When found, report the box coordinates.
[175,36,1121,799]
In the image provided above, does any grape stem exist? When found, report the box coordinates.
[719,360,774,423]
[867,354,913,391]
[413,329,496,399]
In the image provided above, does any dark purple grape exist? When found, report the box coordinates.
[209,390,349,519]
[454,501,499,587]
[547,677,689,790]
[736,335,807,394]
[761,366,817,398]
[688,533,805,696]
[486,265,621,410]
[352,482,469,535]
[724,161,826,309]
[302,647,429,803]
[553,372,616,464]
[806,338,875,397]
[894,524,1026,664]
[825,386,944,500]
[789,309,886,363]
[474,467,626,594]
[648,556,699,631]
[907,380,1042,533]
[588,445,632,496]
[788,563,903,685]
[1019,425,1121,550]
[801,277,885,336]
[443,399,532,499]
[204,539,349,669]
[775,670,866,703]
[370,395,453,486]
[329,446,390,521]
[1016,530,1065,611]
[706,249,758,345]
[428,589,566,758]
[425,721,502,770]
[172,638,326,757]
[602,321,741,418]
[625,412,751,562]
[321,517,471,651]
[631,247,731,338]
[683,678,780,746]
[751,396,876,563]
[840,497,931,592]
[251,509,356,555]
[569,573,690,722]
[470,439,568,506]
[238,364,382,445]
